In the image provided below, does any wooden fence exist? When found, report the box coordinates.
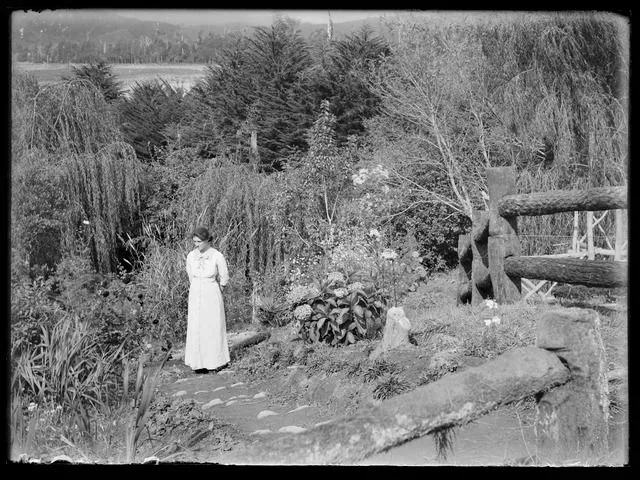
[224,307,611,465]
[457,166,628,306]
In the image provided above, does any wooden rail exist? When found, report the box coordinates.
[498,187,627,217]
[504,256,627,288]
[457,167,627,305]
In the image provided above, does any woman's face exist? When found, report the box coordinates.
[193,236,208,252]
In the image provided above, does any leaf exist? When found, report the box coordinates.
[317,317,326,330]
[352,304,364,318]
[346,332,355,344]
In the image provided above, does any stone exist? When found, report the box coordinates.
[287,405,309,413]
[370,307,413,360]
[202,398,223,409]
[257,410,279,419]
[278,426,307,434]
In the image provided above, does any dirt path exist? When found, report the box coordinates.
[151,329,627,466]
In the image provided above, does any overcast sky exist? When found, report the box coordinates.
[111,9,394,26]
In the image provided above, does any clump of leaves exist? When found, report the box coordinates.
[432,426,456,462]
[372,375,411,400]
[363,359,399,383]
[292,273,387,346]
[346,361,365,378]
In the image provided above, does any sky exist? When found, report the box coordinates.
[111,9,394,26]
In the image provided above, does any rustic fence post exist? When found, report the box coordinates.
[457,234,472,305]
[486,166,521,303]
[614,209,625,261]
[471,210,491,305]
[586,211,595,260]
[535,308,610,464]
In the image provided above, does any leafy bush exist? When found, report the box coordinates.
[291,273,387,346]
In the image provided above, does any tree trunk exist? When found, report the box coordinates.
[498,187,627,217]
[504,256,627,288]
[471,210,491,305]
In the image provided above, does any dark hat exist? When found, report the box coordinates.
[192,226,213,243]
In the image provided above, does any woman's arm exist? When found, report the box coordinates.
[217,252,230,291]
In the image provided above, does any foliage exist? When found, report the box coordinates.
[12,75,143,274]
[372,375,411,400]
[118,79,187,162]
[11,149,68,274]
[68,61,125,103]
[291,273,387,346]
[310,26,391,143]
[363,358,399,382]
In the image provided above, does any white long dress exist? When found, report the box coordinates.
[185,246,230,370]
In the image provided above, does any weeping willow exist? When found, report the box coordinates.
[178,160,285,279]
[483,13,629,255]
[14,75,142,273]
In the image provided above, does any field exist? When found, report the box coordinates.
[12,62,209,94]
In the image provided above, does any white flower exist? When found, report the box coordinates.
[491,316,501,325]
[294,304,313,321]
[334,287,349,298]
[327,271,345,285]
[82,220,90,225]
[28,402,37,413]
[380,249,398,261]
[484,319,492,327]
[368,228,381,239]
[382,185,390,195]
[347,282,365,293]
[484,299,498,309]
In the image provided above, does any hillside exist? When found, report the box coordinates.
[10,10,387,64]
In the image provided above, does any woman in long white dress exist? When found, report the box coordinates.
[185,226,230,373]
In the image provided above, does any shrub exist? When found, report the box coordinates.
[292,274,387,346]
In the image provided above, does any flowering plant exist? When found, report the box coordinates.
[288,273,386,346]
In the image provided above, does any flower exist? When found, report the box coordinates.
[347,282,365,293]
[352,168,369,186]
[484,299,498,309]
[82,220,90,225]
[334,287,349,298]
[368,228,381,239]
[491,316,501,325]
[484,319,492,327]
[294,304,313,322]
[286,285,319,306]
[28,402,37,413]
[380,249,398,261]
[327,271,345,285]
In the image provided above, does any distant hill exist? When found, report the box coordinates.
[11,10,389,64]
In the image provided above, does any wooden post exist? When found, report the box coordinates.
[586,211,595,260]
[487,167,521,304]
[535,308,609,464]
[471,210,492,305]
[572,211,579,253]
[457,234,472,305]
[614,209,624,261]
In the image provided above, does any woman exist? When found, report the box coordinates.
[185,226,230,373]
